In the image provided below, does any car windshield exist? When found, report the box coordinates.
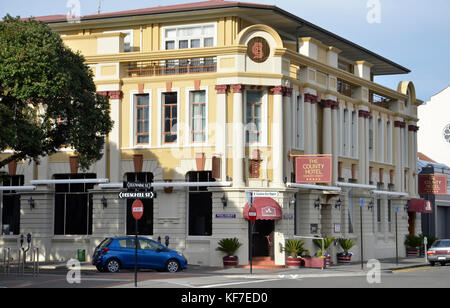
[432,240,450,248]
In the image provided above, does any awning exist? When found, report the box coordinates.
[409,199,433,213]
[243,197,282,220]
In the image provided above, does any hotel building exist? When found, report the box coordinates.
[0,0,425,266]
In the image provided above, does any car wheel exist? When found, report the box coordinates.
[430,261,435,266]
[165,259,180,273]
[106,259,121,273]
[440,262,446,266]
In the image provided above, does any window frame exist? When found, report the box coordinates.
[244,89,268,146]
[161,22,217,51]
[130,90,152,148]
[185,87,209,145]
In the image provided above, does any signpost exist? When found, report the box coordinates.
[132,200,144,288]
[360,198,364,270]
[395,206,399,266]
[248,207,257,275]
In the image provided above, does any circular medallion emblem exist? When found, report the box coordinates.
[247,37,270,63]
[444,124,450,144]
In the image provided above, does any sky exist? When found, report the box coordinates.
[1,0,450,102]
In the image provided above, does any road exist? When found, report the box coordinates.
[0,265,448,289]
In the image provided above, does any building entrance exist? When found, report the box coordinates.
[251,220,275,259]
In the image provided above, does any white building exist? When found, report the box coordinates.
[418,86,450,167]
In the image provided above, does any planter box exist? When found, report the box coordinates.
[406,247,419,257]
[223,256,239,268]
[337,254,352,264]
[302,257,325,269]
[286,257,302,268]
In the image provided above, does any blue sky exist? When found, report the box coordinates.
[1,0,449,102]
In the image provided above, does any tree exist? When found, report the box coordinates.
[0,15,113,170]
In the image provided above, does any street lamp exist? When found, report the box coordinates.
[335,198,342,210]
[314,198,321,209]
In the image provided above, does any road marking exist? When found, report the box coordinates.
[392,266,436,273]
[199,278,282,288]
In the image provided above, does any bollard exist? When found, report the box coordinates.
[33,247,40,277]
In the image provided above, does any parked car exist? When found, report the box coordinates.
[92,237,187,273]
[427,239,450,266]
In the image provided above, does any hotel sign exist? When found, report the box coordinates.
[418,174,447,195]
[295,155,333,184]
[247,37,270,63]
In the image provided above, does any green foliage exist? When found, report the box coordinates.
[419,234,437,247]
[216,238,243,256]
[338,238,355,253]
[0,15,113,170]
[404,234,423,248]
[282,239,307,257]
[313,237,335,252]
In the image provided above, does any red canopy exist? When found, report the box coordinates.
[408,199,433,213]
[243,197,282,220]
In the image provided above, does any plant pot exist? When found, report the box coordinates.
[406,247,419,257]
[337,254,352,264]
[302,257,326,269]
[286,256,302,268]
[223,256,239,268]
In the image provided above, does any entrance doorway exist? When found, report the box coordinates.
[251,220,275,258]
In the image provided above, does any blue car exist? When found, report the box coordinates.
[92,237,187,273]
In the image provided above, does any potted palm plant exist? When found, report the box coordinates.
[282,239,307,268]
[337,238,355,264]
[313,237,335,266]
[216,238,243,268]
[404,234,423,257]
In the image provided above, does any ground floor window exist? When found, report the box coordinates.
[125,172,154,235]
[1,175,24,235]
[187,171,215,236]
[54,174,95,235]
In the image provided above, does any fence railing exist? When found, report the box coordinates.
[126,57,217,77]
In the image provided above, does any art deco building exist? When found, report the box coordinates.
[0,0,426,266]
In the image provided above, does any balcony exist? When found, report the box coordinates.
[369,91,394,109]
[337,79,355,97]
[126,57,217,77]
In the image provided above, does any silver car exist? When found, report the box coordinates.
[427,239,450,266]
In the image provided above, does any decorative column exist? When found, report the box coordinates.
[98,90,123,182]
[320,100,333,155]
[331,101,339,183]
[394,120,405,191]
[358,110,371,184]
[215,85,228,182]
[231,84,245,187]
[283,87,293,181]
[271,85,284,186]
[408,124,419,195]
[304,93,318,154]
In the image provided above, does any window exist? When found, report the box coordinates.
[386,121,392,163]
[377,118,384,162]
[351,111,358,158]
[187,171,215,236]
[369,116,374,161]
[190,91,207,143]
[387,199,392,233]
[343,109,349,156]
[136,94,150,145]
[1,175,24,235]
[403,126,409,165]
[162,92,178,144]
[246,91,263,143]
[376,198,382,233]
[139,239,163,251]
[163,23,216,51]
[54,174,95,235]
[125,172,154,235]
[294,94,304,149]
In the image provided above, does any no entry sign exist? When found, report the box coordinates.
[248,207,257,223]
[131,200,144,220]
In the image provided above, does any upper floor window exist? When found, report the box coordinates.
[136,94,151,145]
[163,23,217,51]
[246,91,263,144]
[190,90,207,143]
[162,92,178,144]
